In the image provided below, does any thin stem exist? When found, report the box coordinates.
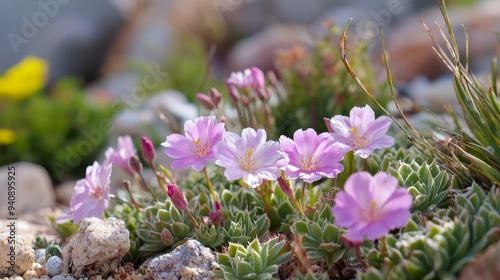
[308,183,313,207]
[355,245,368,269]
[257,182,272,220]
[289,184,305,216]
[184,209,200,228]
[363,158,368,171]
[301,181,307,208]
[150,164,165,195]
[203,167,218,202]
[123,180,140,212]
[138,172,159,201]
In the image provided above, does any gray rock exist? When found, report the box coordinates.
[0,0,124,84]
[34,249,46,265]
[62,217,129,278]
[145,239,218,280]
[51,275,68,280]
[54,180,77,205]
[0,162,55,218]
[0,233,34,277]
[46,256,62,277]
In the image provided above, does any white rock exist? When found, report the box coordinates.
[22,269,38,280]
[32,263,46,278]
[46,256,62,277]
[0,233,34,277]
[62,217,130,278]
[145,239,218,280]
[51,275,67,280]
[33,250,46,265]
[0,163,55,218]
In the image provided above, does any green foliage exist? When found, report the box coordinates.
[357,184,500,280]
[213,238,291,280]
[273,23,389,137]
[45,241,63,260]
[221,206,269,246]
[391,161,451,213]
[136,200,195,257]
[0,78,114,182]
[294,271,330,280]
[367,146,428,174]
[291,203,351,267]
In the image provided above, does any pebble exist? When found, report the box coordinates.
[46,256,63,277]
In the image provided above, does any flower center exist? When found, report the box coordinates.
[192,138,209,158]
[300,155,318,171]
[239,148,256,171]
[362,201,382,222]
[350,126,367,149]
[89,186,104,199]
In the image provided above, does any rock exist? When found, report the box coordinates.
[32,263,46,278]
[226,24,310,73]
[51,275,67,280]
[0,0,124,84]
[383,0,500,83]
[55,180,77,205]
[459,241,500,280]
[111,89,197,143]
[33,250,46,265]
[45,256,62,277]
[0,233,34,277]
[62,217,129,278]
[0,163,55,218]
[403,75,457,114]
[145,239,218,280]
[22,269,38,280]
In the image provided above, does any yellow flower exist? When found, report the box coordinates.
[0,129,16,145]
[0,56,48,101]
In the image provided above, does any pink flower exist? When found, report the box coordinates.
[278,128,348,183]
[162,116,225,171]
[226,69,252,88]
[106,135,137,176]
[226,67,265,90]
[329,105,394,158]
[214,128,282,187]
[69,159,112,223]
[332,171,412,242]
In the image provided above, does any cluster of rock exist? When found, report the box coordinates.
[0,218,219,280]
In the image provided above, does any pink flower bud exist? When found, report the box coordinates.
[129,155,143,174]
[209,87,222,106]
[160,228,174,246]
[227,85,240,104]
[250,67,265,92]
[196,93,215,110]
[277,176,293,198]
[167,184,188,211]
[209,201,223,227]
[324,117,334,133]
[141,136,156,163]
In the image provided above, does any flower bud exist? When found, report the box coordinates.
[141,136,156,164]
[250,67,265,92]
[128,155,143,174]
[167,184,188,211]
[196,93,215,110]
[227,84,240,103]
[160,228,174,246]
[324,117,333,133]
[209,87,222,106]
[209,201,223,227]
[277,176,293,198]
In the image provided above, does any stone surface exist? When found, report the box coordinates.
[32,263,46,278]
[54,180,77,205]
[0,233,34,277]
[33,250,46,265]
[62,217,129,278]
[383,0,500,83]
[45,256,62,277]
[145,239,218,280]
[0,0,124,84]
[0,163,55,218]
[226,24,310,73]
[22,269,38,280]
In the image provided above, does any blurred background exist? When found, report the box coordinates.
[0,0,498,213]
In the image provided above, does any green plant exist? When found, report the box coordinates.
[213,237,291,280]
[0,78,114,183]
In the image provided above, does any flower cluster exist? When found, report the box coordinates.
[59,66,410,247]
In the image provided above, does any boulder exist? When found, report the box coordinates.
[0,233,34,277]
[0,163,54,218]
[62,217,129,278]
